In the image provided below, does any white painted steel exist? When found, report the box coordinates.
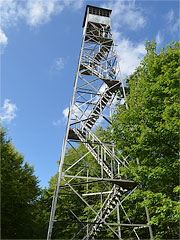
[47,5,153,240]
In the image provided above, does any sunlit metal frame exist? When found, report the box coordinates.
[47,6,153,240]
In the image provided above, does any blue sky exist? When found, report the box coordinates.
[1,0,179,188]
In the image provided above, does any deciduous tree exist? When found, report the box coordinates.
[112,41,180,239]
[1,128,41,239]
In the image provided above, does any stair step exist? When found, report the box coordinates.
[72,128,113,178]
[86,102,110,128]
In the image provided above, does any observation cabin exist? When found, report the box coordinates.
[82,5,112,41]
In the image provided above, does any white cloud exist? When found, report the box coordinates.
[155,32,163,45]
[0,0,84,50]
[53,119,62,126]
[0,99,18,123]
[73,0,84,10]
[63,0,84,10]
[116,37,146,76]
[166,9,179,34]
[50,57,65,73]
[0,0,21,27]
[63,107,69,118]
[102,0,146,30]
[25,0,64,27]
[0,28,8,52]
[0,0,80,28]
[53,107,69,127]
[122,8,145,30]
[167,9,174,23]
[171,18,180,33]
[55,57,65,70]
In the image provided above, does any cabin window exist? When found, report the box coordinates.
[89,7,110,17]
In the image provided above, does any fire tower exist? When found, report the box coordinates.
[47,5,153,240]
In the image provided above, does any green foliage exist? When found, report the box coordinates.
[112,41,180,239]
[1,128,44,239]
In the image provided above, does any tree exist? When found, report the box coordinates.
[1,128,42,239]
[112,41,180,239]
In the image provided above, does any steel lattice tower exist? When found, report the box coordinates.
[47,5,153,240]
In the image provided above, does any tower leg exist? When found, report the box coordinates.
[117,204,122,239]
[145,205,154,240]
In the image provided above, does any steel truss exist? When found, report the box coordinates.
[47,11,153,240]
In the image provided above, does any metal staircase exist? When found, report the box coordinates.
[70,119,129,177]
[82,186,126,240]
[47,5,153,240]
